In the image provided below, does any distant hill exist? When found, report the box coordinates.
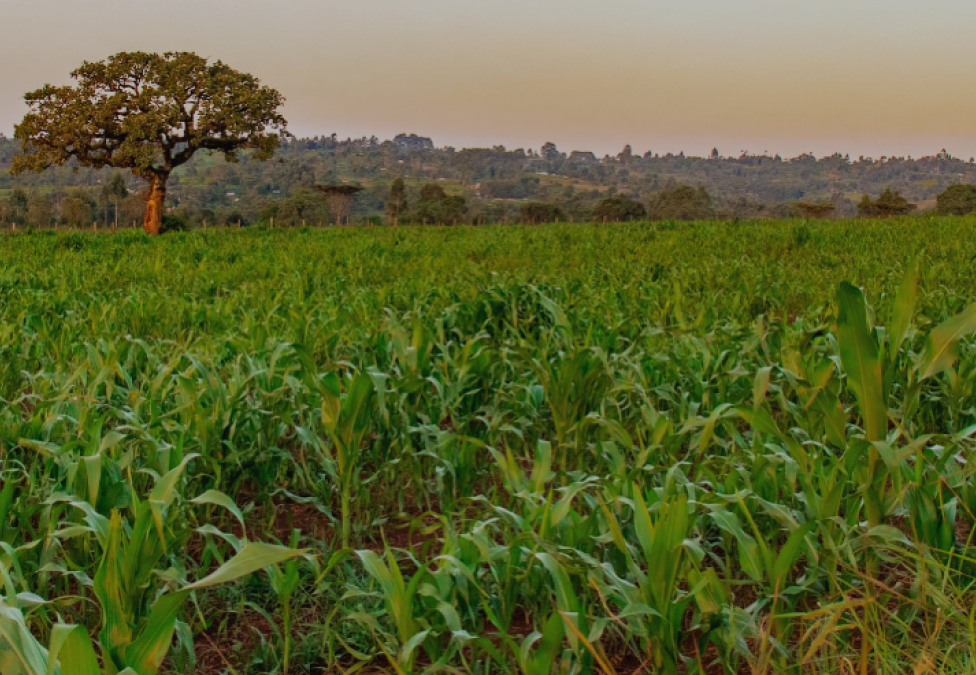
[2,133,974,225]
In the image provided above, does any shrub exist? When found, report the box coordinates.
[160,213,190,233]
[857,189,916,217]
[520,202,566,224]
[935,184,976,215]
[647,185,713,221]
[593,194,646,222]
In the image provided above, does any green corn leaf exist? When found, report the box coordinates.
[68,502,109,546]
[771,523,813,592]
[186,542,304,591]
[337,373,376,450]
[46,625,76,675]
[535,552,578,613]
[81,455,102,509]
[94,512,132,668]
[753,366,773,410]
[811,391,848,448]
[0,477,16,543]
[357,550,392,589]
[122,543,302,675]
[836,282,887,441]
[0,603,48,675]
[148,453,199,506]
[397,630,430,671]
[190,490,246,533]
[888,260,918,358]
[321,392,340,434]
[117,590,189,675]
[709,508,763,582]
[51,625,99,675]
[917,302,976,380]
[195,524,242,552]
[521,611,564,675]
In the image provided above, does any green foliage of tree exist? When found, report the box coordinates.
[414,184,467,224]
[520,202,566,224]
[386,177,408,225]
[26,193,53,228]
[0,187,29,226]
[858,188,917,218]
[519,202,567,225]
[935,184,976,215]
[647,185,713,221]
[61,189,95,227]
[259,188,331,227]
[11,51,287,235]
[419,183,448,203]
[592,194,646,222]
[161,213,190,233]
[481,177,540,199]
[5,128,976,226]
[97,172,130,228]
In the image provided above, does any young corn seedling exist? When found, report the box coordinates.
[0,515,302,675]
[320,371,377,548]
[599,490,717,673]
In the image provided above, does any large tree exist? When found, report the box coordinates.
[12,51,288,235]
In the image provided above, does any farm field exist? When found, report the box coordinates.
[4,217,976,674]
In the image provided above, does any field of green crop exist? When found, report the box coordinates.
[4,217,976,675]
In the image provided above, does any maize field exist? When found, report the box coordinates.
[3,217,976,674]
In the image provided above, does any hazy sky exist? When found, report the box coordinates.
[3,0,975,158]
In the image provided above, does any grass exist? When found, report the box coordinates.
[2,217,976,674]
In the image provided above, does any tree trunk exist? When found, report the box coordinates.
[143,175,167,236]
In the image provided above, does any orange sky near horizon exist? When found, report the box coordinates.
[2,0,975,158]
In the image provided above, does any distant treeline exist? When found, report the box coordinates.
[2,133,976,228]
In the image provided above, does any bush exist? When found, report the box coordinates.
[857,189,916,218]
[520,202,566,224]
[160,214,189,234]
[647,185,713,221]
[936,184,976,215]
[223,211,248,227]
[414,185,467,224]
[593,194,646,222]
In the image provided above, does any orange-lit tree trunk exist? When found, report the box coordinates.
[143,175,167,235]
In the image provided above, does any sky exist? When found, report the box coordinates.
[2,0,976,159]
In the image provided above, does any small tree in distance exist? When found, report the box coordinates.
[520,202,566,224]
[12,51,288,235]
[935,184,976,215]
[857,189,916,218]
[386,177,408,226]
[101,172,129,229]
[646,185,713,221]
[593,194,646,222]
[414,184,467,224]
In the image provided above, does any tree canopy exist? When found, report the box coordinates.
[385,177,408,225]
[519,202,566,224]
[414,183,467,224]
[593,194,646,222]
[857,189,916,218]
[935,184,976,216]
[647,185,713,221]
[12,51,288,234]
